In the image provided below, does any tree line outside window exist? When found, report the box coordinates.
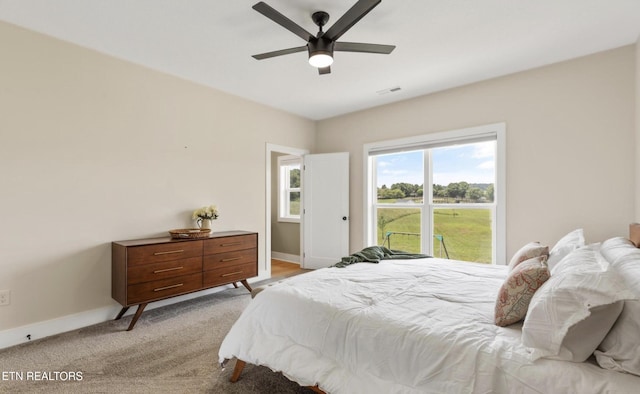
[378,182,494,203]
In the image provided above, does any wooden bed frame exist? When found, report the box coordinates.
[230,359,326,393]
[629,223,640,246]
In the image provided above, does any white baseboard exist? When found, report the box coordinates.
[0,305,120,350]
[0,275,270,350]
[271,252,301,264]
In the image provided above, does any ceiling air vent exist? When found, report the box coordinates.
[376,86,401,95]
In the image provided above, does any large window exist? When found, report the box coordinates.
[278,155,301,222]
[365,124,505,264]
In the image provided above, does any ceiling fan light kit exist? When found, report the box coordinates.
[308,37,335,68]
[252,0,395,75]
[309,52,333,68]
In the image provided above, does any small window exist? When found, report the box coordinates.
[278,155,301,222]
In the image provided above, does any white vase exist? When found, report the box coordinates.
[198,218,212,230]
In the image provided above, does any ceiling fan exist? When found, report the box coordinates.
[251,0,395,75]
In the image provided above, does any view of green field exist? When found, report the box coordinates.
[377,206,492,263]
[290,197,300,215]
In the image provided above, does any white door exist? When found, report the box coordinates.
[302,152,349,269]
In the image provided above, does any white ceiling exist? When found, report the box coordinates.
[1,0,640,120]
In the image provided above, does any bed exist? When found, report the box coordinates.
[218,228,640,393]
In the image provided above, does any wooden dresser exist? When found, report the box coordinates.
[112,230,258,330]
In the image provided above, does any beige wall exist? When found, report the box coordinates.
[636,35,640,221]
[0,21,315,331]
[271,152,301,256]
[316,46,636,260]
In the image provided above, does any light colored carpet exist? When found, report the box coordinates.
[0,279,314,394]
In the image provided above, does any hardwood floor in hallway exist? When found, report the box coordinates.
[271,259,308,278]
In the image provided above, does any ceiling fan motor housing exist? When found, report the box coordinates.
[308,37,335,58]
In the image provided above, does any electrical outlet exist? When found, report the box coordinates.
[0,290,10,306]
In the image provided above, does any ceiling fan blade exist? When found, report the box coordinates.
[252,46,307,60]
[253,2,314,42]
[334,42,395,54]
[323,0,381,41]
[318,66,331,75]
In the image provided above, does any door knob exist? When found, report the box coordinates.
[342,216,348,221]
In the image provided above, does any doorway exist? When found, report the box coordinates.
[265,144,308,278]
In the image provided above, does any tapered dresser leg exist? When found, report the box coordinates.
[240,279,253,293]
[115,306,130,320]
[126,303,148,331]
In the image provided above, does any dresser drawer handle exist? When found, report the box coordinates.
[221,271,243,277]
[153,283,184,292]
[221,257,241,262]
[153,249,184,256]
[220,242,242,247]
[153,266,183,274]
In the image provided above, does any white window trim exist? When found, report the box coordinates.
[362,122,506,265]
[278,155,301,223]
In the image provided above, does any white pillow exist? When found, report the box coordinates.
[558,301,623,362]
[599,236,635,262]
[594,237,640,375]
[547,228,585,273]
[521,247,634,362]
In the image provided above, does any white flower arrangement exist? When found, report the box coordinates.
[192,205,219,221]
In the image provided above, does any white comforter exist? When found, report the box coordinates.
[218,258,640,393]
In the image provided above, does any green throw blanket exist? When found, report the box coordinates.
[332,246,431,268]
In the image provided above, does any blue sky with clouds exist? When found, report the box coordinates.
[376,141,495,187]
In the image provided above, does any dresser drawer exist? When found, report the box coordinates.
[127,241,203,267]
[203,262,257,287]
[203,248,257,271]
[127,273,202,305]
[204,234,257,254]
[127,256,202,285]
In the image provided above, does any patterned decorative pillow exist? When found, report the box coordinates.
[495,256,550,327]
[507,242,549,271]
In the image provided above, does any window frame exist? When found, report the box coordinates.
[277,155,302,223]
[363,123,506,264]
